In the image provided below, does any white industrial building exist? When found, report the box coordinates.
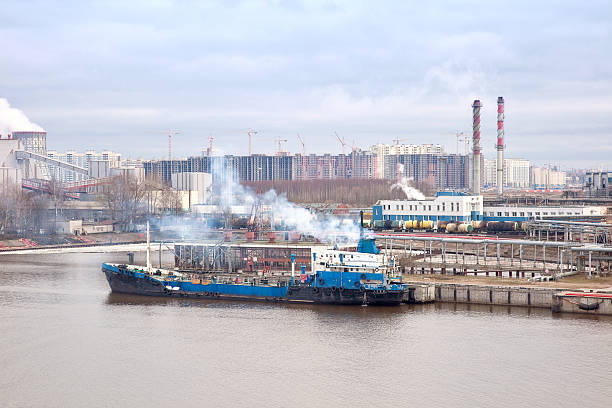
[171,172,213,209]
[373,192,606,223]
[373,192,483,223]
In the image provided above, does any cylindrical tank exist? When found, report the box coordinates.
[372,220,385,231]
[471,220,484,230]
[486,221,518,232]
[445,223,457,233]
[421,220,433,230]
[457,223,473,233]
[391,220,401,230]
[438,221,448,230]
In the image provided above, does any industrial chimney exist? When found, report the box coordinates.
[496,96,505,196]
[472,100,481,195]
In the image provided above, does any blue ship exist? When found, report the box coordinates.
[102,236,406,306]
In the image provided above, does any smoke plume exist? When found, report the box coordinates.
[391,164,426,200]
[0,98,45,136]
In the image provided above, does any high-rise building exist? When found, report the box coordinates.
[531,166,567,189]
[47,150,122,182]
[484,158,530,188]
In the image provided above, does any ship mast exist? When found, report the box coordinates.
[146,220,152,272]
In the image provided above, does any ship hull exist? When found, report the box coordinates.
[103,265,403,306]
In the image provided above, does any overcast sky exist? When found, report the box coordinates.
[1,0,611,168]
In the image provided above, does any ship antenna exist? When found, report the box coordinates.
[146,220,152,272]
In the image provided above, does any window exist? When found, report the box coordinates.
[527,212,532,216]
[451,203,454,211]
[497,212,502,216]
[437,205,440,211]
[520,212,525,216]
[428,205,431,211]
[535,212,540,215]
[512,212,517,216]
[504,212,509,216]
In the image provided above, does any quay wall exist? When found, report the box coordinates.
[433,283,555,308]
[404,281,612,315]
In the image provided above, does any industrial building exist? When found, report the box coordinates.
[373,193,606,224]
[585,170,611,197]
[373,192,483,223]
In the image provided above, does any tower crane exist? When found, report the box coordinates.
[147,130,179,160]
[208,135,214,156]
[275,136,288,155]
[335,131,348,155]
[297,133,305,155]
[248,128,258,155]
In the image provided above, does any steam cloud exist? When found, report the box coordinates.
[0,98,45,136]
[158,154,360,243]
[211,160,360,242]
[391,164,426,200]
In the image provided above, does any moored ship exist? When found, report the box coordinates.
[102,227,406,306]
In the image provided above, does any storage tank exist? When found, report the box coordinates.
[372,220,385,231]
[438,221,448,230]
[391,220,401,231]
[486,221,517,232]
[457,223,473,233]
[471,220,484,230]
[403,220,412,230]
[445,223,457,233]
[420,220,433,230]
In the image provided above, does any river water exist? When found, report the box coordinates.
[1,251,611,408]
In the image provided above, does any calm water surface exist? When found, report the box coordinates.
[1,251,611,408]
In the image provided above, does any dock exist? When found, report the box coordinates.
[403,280,612,316]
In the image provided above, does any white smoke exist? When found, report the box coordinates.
[204,156,359,242]
[391,163,426,200]
[0,98,45,136]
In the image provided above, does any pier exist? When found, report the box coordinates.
[403,280,612,315]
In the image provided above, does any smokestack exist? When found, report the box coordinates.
[496,96,505,196]
[472,100,481,195]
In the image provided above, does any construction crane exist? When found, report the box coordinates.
[335,131,348,155]
[454,131,465,156]
[297,133,305,155]
[147,130,179,160]
[167,130,179,161]
[248,128,258,155]
[208,135,214,156]
[275,136,288,155]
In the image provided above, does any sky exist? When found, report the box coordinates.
[1,0,611,168]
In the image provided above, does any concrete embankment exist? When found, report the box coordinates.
[404,280,612,316]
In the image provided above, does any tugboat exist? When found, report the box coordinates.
[102,222,406,306]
